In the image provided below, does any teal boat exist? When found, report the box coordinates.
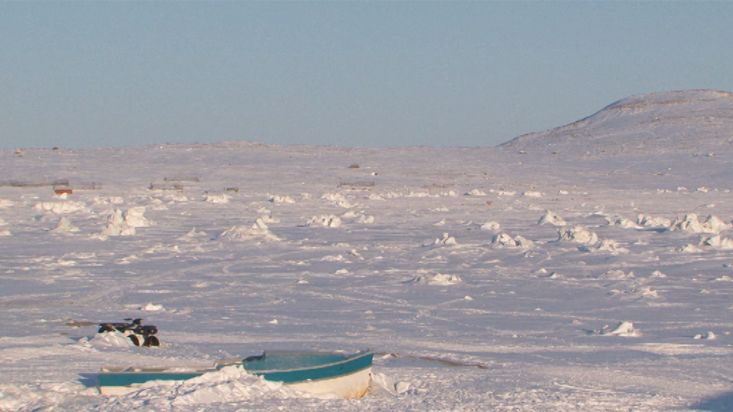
[97,350,373,399]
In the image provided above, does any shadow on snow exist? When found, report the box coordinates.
[691,391,733,412]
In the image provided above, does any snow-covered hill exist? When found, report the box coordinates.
[502,89,733,157]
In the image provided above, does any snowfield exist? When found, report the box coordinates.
[2,90,733,411]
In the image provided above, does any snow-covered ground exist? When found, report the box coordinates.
[2,90,733,411]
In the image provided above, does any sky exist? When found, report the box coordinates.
[1,2,732,149]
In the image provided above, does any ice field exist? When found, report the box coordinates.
[1,90,733,411]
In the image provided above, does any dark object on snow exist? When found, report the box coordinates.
[53,185,73,195]
[98,318,160,347]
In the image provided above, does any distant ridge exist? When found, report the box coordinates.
[501,89,733,156]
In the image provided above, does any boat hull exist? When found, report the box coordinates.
[96,351,373,398]
[98,370,211,396]
[287,366,371,399]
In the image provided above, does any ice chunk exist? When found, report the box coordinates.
[51,217,79,234]
[434,233,457,246]
[559,225,598,245]
[307,215,342,228]
[410,272,462,286]
[492,232,534,249]
[601,321,640,337]
[538,210,566,226]
[480,221,501,231]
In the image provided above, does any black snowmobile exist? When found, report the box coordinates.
[97,318,160,347]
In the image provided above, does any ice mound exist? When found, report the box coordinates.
[678,243,703,253]
[701,215,730,233]
[596,239,628,254]
[480,221,501,231]
[99,207,151,237]
[101,209,137,236]
[219,218,280,241]
[600,321,640,337]
[538,210,566,226]
[410,272,462,286]
[637,214,672,229]
[639,286,659,298]
[356,214,375,224]
[34,200,87,214]
[433,232,457,246]
[465,189,487,196]
[693,331,717,340]
[0,198,14,208]
[492,232,534,249]
[607,283,658,300]
[669,213,730,234]
[306,215,342,228]
[143,243,181,254]
[601,270,635,280]
[148,198,169,211]
[321,192,355,208]
[204,193,230,204]
[341,210,359,219]
[256,214,278,224]
[92,196,125,205]
[103,366,302,408]
[651,270,667,278]
[51,217,79,234]
[341,210,375,224]
[140,302,165,311]
[321,254,347,262]
[699,235,733,250]
[582,239,629,254]
[124,206,152,228]
[179,227,208,241]
[534,268,562,279]
[269,194,295,204]
[381,190,456,199]
[523,191,543,198]
[606,216,639,229]
[167,193,189,202]
[490,189,516,197]
[82,331,136,348]
[558,225,599,245]
[0,228,11,237]
[669,214,707,233]
[370,372,412,396]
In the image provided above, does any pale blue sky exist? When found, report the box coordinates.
[2,2,732,149]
